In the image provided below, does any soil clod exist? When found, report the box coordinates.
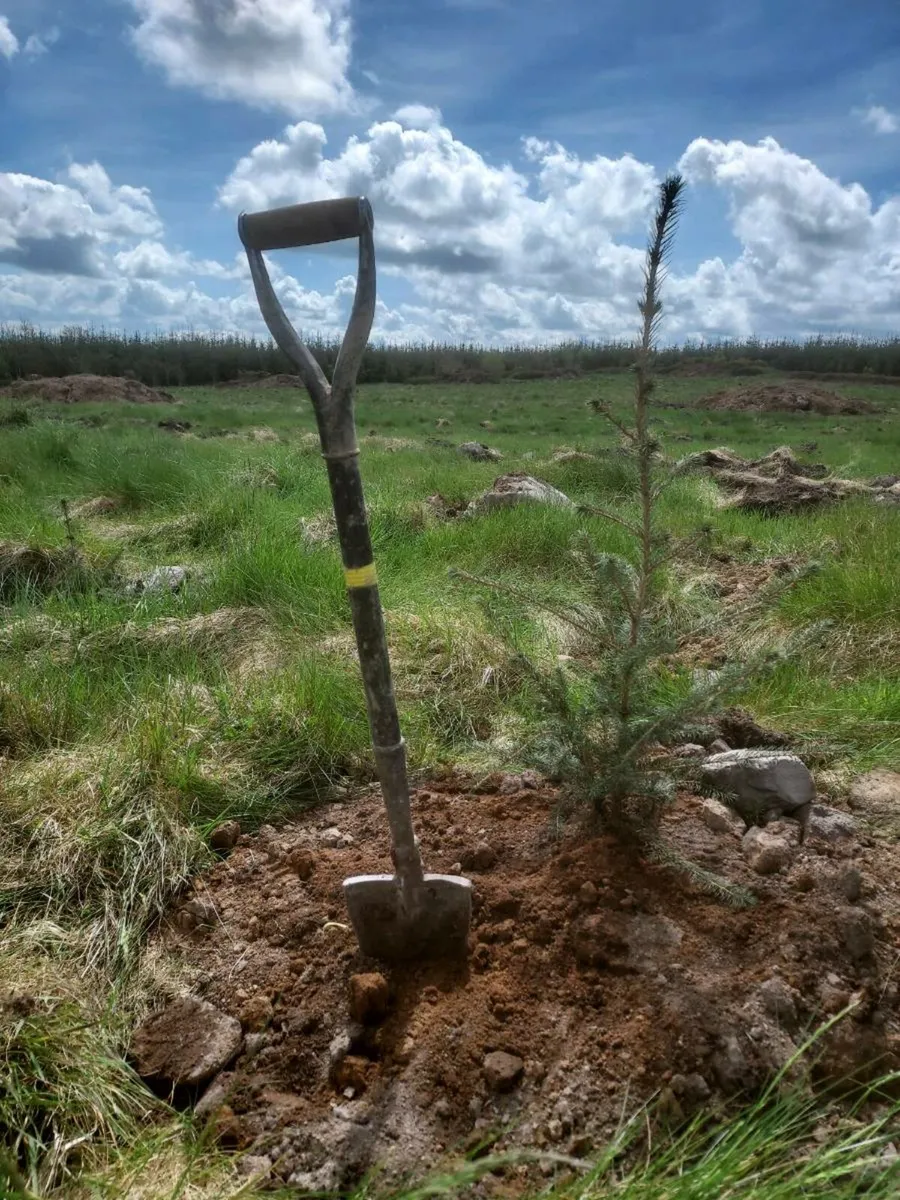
[132,996,242,1087]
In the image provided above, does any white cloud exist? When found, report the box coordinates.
[218,119,656,313]
[392,104,443,129]
[23,26,60,57]
[676,136,900,337]
[2,127,899,347]
[113,240,243,281]
[0,164,162,276]
[0,15,19,59]
[127,0,357,117]
[857,104,899,135]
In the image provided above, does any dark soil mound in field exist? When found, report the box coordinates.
[696,384,879,415]
[214,373,301,389]
[143,771,900,1193]
[1,374,175,404]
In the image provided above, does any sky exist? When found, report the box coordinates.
[0,0,898,346]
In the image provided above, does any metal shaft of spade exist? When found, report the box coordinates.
[238,197,472,961]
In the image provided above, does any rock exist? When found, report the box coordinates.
[707,738,732,754]
[711,1034,753,1092]
[670,1073,711,1105]
[741,827,792,875]
[839,865,863,902]
[349,974,390,1025]
[483,1051,525,1092]
[458,441,502,461]
[870,474,900,489]
[176,897,217,933]
[210,820,241,851]
[701,749,815,840]
[132,997,242,1087]
[807,805,856,842]
[319,827,354,849]
[839,910,875,962]
[849,770,900,813]
[126,565,189,596]
[237,1155,272,1180]
[461,842,497,872]
[578,881,598,908]
[698,798,740,835]
[329,1031,352,1079]
[467,473,573,516]
[672,743,706,759]
[194,1072,233,1120]
[758,977,799,1027]
[626,915,684,972]
[286,847,316,879]
[239,993,273,1031]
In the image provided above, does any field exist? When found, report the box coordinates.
[1,365,899,1198]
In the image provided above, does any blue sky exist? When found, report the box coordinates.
[1,0,898,343]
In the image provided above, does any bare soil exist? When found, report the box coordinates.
[214,373,301,389]
[152,771,900,1192]
[1,374,176,404]
[695,384,880,415]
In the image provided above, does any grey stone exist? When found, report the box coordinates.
[483,1050,525,1092]
[237,1155,272,1180]
[849,770,900,813]
[711,1034,752,1091]
[457,441,502,462]
[807,805,857,842]
[467,473,573,516]
[319,827,354,849]
[849,772,897,811]
[670,1073,711,1104]
[840,910,875,962]
[701,749,815,840]
[707,737,731,754]
[132,996,242,1087]
[672,743,706,759]
[626,915,684,972]
[126,565,189,596]
[758,977,798,1027]
[742,827,792,875]
[839,865,863,902]
[194,1072,233,1120]
[698,798,740,834]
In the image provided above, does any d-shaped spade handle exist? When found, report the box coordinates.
[237,196,375,460]
[238,196,371,252]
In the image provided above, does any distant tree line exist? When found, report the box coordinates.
[1,322,899,387]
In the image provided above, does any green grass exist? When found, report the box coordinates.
[1,369,899,1195]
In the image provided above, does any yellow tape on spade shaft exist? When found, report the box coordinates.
[344,562,377,589]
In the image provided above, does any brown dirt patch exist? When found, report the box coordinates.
[214,373,301,389]
[1,374,176,404]
[695,384,880,415]
[154,773,900,1191]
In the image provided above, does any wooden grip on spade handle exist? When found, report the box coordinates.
[238,197,372,251]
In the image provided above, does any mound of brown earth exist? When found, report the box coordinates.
[214,373,301,389]
[1,374,175,404]
[695,383,879,415]
[141,772,900,1193]
[681,446,892,514]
